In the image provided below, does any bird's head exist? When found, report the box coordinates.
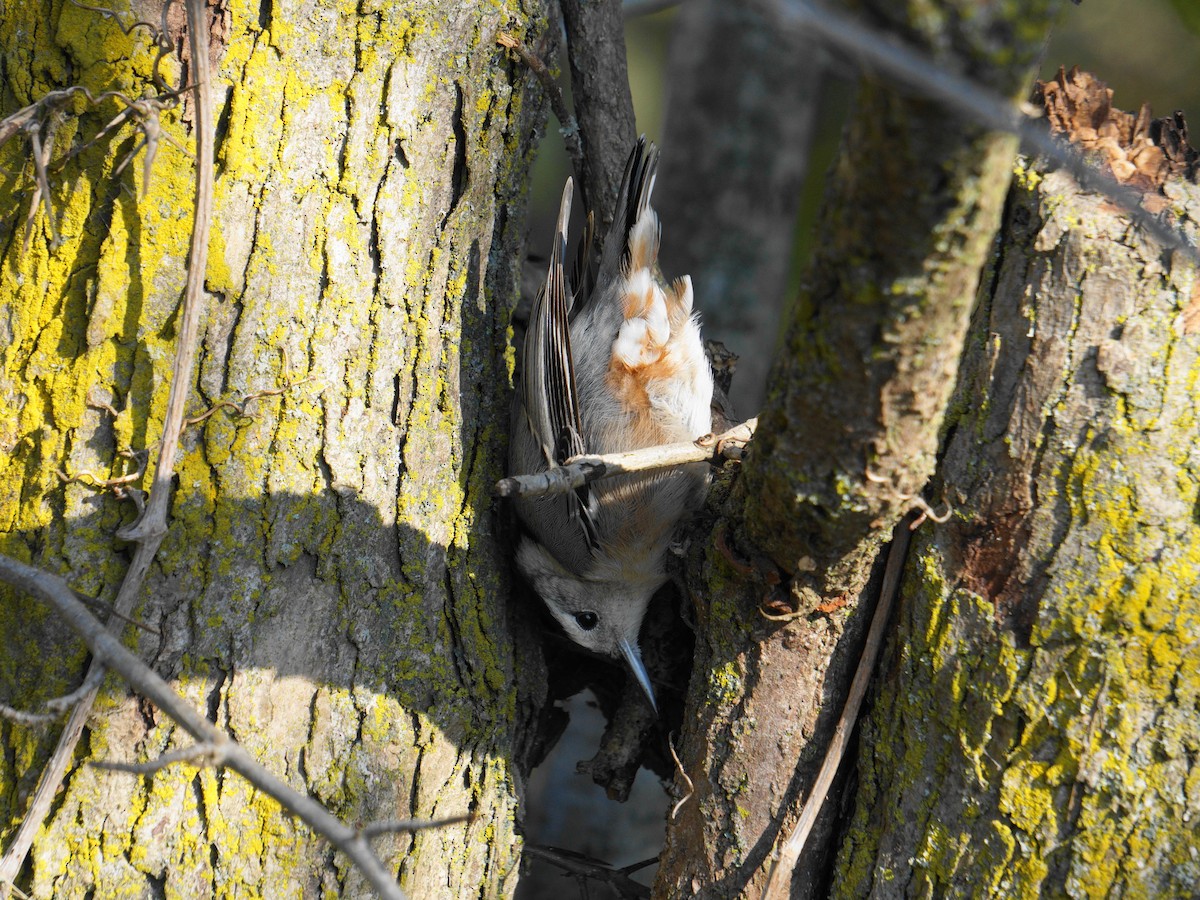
[517,537,660,712]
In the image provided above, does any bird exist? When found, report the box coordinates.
[509,139,714,712]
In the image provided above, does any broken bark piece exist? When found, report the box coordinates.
[1034,65,1198,188]
[1151,110,1200,181]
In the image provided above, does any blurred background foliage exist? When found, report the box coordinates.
[529,0,1200,322]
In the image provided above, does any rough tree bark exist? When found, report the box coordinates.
[836,156,1200,895]
[0,0,548,896]
[656,1,1063,897]
[559,0,637,228]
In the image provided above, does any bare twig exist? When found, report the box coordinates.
[759,513,915,900]
[24,122,61,250]
[43,667,106,714]
[90,741,221,774]
[0,618,140,726]
[524,845,652,899]
[0,553,409,900]
[56,467,143,488]
[7,85,186,249]
[758,0,1200,265]
[908,495,951,528]
[75,92,189,194]
[56,447,149,490]
[668,735,694,820]
[0,0,214,883]
[113,485,146,517]
[86,393,121,418]
[0,88,112,145]
[0,589,157,723]
[495,417,756,499]
[0,703,58,728]
[863,468,954,528]
[496,31,585,193]
[359,815,472,839]
[183,377,313,427]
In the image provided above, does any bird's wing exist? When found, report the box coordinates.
[569,209,596,316]
[521,179,600,552]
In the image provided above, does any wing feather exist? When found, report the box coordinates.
[521,179,600,551]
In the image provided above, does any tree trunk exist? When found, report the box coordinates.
[655,1,1063,896]
[835,160,1200,896]
[0,1,547,896]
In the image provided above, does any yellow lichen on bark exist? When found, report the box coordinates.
[836,166,1200,897]
[1,0,545,895]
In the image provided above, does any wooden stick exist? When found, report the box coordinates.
[495,417,756,499]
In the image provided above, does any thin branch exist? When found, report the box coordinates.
[757,0,1200,265]
[43,666,106,714]
[4,82,184,252]
[759,514,915,900]
[524,845,652,899]
[0,661,106,726]
[359,815,472,839]
[24,122,61,250]
[56,448,150,494]
[908,495,951,527]
[0,703,58,728]
[667,735,694,820]
[495,418,756,499]
[0,0,214,882]
[496,31,585,194]
[0,553,409,900]
[0,87,129,146]
[90,741,222,774]
[56,467,144,488]
[72,93,189,194]
[183,377,314,427]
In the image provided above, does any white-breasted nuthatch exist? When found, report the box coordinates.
[510,139,714,711]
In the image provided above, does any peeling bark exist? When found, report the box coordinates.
[0,1,549,896]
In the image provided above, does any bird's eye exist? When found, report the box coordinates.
[574,611,599,631]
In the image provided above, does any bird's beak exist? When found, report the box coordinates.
[618,638,658,714]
